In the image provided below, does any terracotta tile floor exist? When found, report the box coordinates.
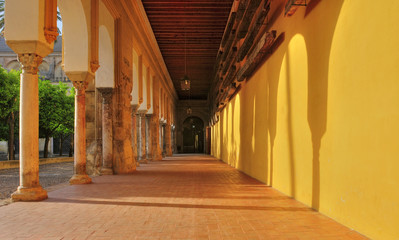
[0,155,368,240]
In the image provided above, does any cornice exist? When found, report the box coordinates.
[124,0,178,102]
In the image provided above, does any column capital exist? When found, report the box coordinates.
[98,88,113,104]
[65,71,94,95]
[138,109,148,117]
[131,104,139,114]
[72,81,89,94]
[17,53,43,74]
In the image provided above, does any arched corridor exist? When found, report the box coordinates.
[1,0,399,239]
[0,155,366,240]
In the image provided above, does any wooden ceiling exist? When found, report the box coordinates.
[141,0,234,100]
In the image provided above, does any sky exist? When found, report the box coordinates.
[57,19,63,35]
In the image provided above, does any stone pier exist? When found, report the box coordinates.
[99,88,113,175]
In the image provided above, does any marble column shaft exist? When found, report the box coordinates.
[139,112,147,163]
[145,115,152,160]
[136,112,142,161]
[99,88,113,175]
[165,123,172,156]
[11,53,47,201]
[131,105,138,164]
[151,115,162,161]
[162,123,166,157]
[69,80,92,184]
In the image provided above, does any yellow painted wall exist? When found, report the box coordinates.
[211,0,399,239]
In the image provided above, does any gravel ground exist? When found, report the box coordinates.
[0,162,73,200]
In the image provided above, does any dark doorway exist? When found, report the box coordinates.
[183,117,204,153]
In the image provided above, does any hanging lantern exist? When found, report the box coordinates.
[180,75,190,91]
[187,106,192,115]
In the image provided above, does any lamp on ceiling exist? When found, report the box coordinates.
[180,26,190,91]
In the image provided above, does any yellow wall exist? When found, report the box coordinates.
[211,0,399,239]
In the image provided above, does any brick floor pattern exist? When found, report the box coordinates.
[0,155,368,240]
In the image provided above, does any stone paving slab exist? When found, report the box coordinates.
[0,155,368,240]
[0,161,74,200]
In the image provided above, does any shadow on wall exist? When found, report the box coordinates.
[267,0,345,210]
[213,0,344,210]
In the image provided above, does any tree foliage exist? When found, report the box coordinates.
[39,80,74,158]
[0,65,20,159]
[0,66,19,125]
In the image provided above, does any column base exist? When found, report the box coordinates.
[69,174,92,184]
[11,186,48,202]
[100,167,113,175]
[139,158,148,164]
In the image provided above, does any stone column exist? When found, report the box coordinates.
[11,54,47,201]
[99,88,113,175]
[136,112,142,163]
[151,115,162,161]
[139,112,147,163]
[165,123,172,156]
[145,115,152,160]
[131,105,138,165]
[162,123,166,157]
[69,79,92,184]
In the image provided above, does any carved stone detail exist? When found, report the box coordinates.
[17,54,43,74]
[72,81,89,94]
[90,61,100,73]
[44,28,59,44]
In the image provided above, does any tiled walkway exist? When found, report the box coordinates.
[0,155,367,240]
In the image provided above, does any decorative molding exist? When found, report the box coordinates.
[17,53,43,74]
[90,61,100,73]
[91,0,99,73]
[285,0,307,16]
[101,0,121,19]
[44,28,59,44]
[44,0,58,44]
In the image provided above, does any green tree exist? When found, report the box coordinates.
[54,88,74,156]
[0,66,20,160]
[39,80,74,158]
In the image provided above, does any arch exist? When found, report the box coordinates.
[54,62,64,81]
[58,0,89,72]
[95,25,114,88]
[131,48,140,105]
[182,116,205,153]
[38,60,50,76]
[96,1,115,88]
[146,73,154,114]
[6,60,20,71]
[138,62,149,111]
